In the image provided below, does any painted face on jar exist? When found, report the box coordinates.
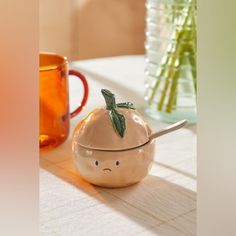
[94,159,120,173]
[73,145,154,188]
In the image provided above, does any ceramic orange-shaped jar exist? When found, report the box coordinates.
[72,89,155,188]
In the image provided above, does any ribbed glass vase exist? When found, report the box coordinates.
[144,0,197,123]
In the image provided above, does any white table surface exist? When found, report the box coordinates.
[40,55,196,236]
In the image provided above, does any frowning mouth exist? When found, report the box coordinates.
[103,168,111,172]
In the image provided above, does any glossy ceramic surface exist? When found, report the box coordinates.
[73,107,151,151]
[72,140,155,188]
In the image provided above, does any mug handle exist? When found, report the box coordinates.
[69,70,89,118]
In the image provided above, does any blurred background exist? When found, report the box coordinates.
[40,0,146,60]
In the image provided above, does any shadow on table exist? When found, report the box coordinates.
[154,160,196,180]
[187,124,197,134]
[41,153,196,235]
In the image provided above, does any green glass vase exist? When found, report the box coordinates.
[144,0,197,123]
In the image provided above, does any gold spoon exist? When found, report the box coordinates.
[112,119,188,151]
[149,120,188,141]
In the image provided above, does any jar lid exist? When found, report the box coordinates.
[73,107,151,151]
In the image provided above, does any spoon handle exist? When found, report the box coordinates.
[149,120,188,140]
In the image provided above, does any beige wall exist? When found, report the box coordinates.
[40,0,73,58]
[40,0,145,60]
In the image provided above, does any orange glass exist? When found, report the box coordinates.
[40,53,89,151]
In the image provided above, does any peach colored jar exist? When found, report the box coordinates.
[72,108,155,188]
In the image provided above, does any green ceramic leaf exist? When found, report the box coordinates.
[101,89,136,138]
[109,109,126,138]
[117,102,135,110]
[101,89,116,110]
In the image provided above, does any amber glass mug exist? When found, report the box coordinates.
[40,53,89,150]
